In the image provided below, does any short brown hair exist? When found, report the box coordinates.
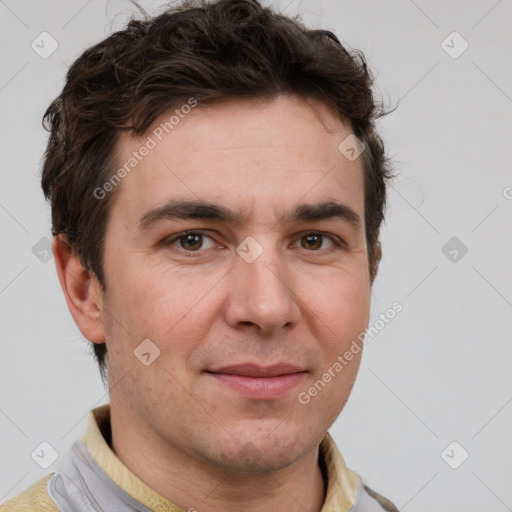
[41,0,393,383]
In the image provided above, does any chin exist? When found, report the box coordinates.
[200,423,318,475]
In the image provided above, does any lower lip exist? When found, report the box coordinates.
[208,372,307,399]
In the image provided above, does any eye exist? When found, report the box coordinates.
[163,230,343,256]
[165,231,218,253]
[294,232,341,252]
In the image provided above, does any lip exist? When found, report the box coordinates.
[208,363,305,377]
[206,363,307,399]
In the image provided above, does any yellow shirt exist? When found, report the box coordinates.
[0,404,397,511]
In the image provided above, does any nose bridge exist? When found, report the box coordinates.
[226,236,299,333]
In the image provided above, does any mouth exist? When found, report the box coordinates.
[205,363,307,399]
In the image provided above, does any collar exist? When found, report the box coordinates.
[82,403,360,512]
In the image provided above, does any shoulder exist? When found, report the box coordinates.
[0,474,59,512]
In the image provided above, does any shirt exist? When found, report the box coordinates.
[0,404,397,511]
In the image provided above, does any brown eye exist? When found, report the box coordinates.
[299,233,335,251]
[179,233,203,251]
[166,231,217,253]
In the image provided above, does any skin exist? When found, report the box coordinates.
[53,94,380,512]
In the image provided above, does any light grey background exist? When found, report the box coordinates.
[1,0,511,510]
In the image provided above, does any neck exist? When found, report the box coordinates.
[109,401,327,512]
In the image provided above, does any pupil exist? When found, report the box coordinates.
[305,234,321,249]
[184,234,201,250]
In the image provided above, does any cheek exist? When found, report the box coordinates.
[104,258,178,333]
[103,265,217,371]
[305,269,370,333]
[305,272,370,398]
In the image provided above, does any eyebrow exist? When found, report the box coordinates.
[137,199,361,231]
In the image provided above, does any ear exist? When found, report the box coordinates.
[52,235,106,343]
[370,241,382,284]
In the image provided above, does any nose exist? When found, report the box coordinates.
[223,241,301,336]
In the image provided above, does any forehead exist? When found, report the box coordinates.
[111,94,365,228]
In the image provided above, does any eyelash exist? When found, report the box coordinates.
[163,230,344,256]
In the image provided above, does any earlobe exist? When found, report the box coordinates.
[52,235,106,343]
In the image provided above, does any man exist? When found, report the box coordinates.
[1,0,397,510]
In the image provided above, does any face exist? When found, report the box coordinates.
[99,94,371,473]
